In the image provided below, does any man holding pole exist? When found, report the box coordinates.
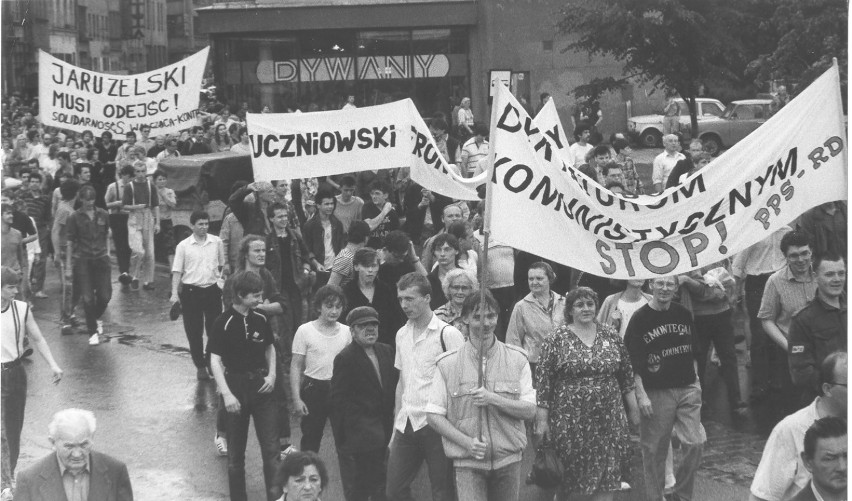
[386,272,464,501]
[427,289,535,501]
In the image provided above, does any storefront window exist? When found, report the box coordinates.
[212,27,470,117]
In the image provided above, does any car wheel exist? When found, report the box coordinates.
[639,129,662,148]
[702,135,722,156]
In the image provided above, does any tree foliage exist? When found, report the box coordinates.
[746,0,847,101]
[558,0,769,135]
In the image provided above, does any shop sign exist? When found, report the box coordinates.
[266,54,451,83]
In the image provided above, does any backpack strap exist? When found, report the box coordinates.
[440,325,448,353]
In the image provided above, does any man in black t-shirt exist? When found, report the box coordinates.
[625,275,705,501]
[209,271,280,501]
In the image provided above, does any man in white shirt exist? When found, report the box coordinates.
[155,138,181,162]
[749,351,847,501]
[568,124,594,167]
[386,272,464,501]
[652,134,686,193]
[170,211,225,380]
[460,124,489,178]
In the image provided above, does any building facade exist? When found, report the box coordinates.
[2,0,169,94]
[196,0,665,139]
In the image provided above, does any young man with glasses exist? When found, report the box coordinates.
[625,275,705,501]
[758,231,818,407]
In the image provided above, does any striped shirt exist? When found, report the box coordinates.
[757,266,817,336]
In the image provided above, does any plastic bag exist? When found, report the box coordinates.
[527,444,563,489]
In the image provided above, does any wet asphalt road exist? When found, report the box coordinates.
[15,237,789,500]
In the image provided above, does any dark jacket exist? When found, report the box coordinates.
[330,342,398,454]
[301,214,344,267]
[789,292,847,398]
[15,450,133,501]
[342,278,404,347]
[788,482,819,501]
[228,186,270,237]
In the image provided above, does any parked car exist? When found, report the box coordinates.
[688,99,774,156]
[158,151,253,237]
[627,97,725,148]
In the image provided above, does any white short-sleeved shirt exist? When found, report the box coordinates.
[394,314,464,432]
[652,151,685,187]
[568,142,593,165]
[1,300,28,363]
[292,322,351,381]
[750,398,819,501]
[172,234,223,287]
[425,349,536,416]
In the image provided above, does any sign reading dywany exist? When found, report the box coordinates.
[39,47,209,136]
[488,65,847,279]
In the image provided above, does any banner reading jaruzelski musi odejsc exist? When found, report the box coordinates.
[247,99,481,201]
[39,47,209,136]
[489,64,847,280]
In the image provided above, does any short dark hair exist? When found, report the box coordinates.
[28,171,42,182]
[152,169,167,180]
[189,210,210,225]
[191,126,203,134]
[231,270,264,299]
[313,284,346,311]
[125,131,136,139]
[119,164,135,178]
[431,117,448,133]
[780,230,812,255]
[347,220,370,244]
[383,230,410,254]
[601,162,622,177]
[803,416,847,460]
[238,126,247,137]
[460,288,499,319]
[819,351,847,395]
[564,286,599,321]
[473,123,488,137]
[432,233,459,255]
[275,451,329,491]
[266,202,290,220]
[612,138,629,154]
[353,247,378,267]
[592,145,610,158]
[339,175,356,188]
[369,180,391,196]
[59,179,80,201]
[314,188,336,206]
[397,272,431,297]
[101,131,112,140]
[813,252,845,273]
[56,151,71,163]
[574,122,591,138]
[577,163,597,180]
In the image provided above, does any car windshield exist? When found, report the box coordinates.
[721,103,738,119]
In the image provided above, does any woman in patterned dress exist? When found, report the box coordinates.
[534,287,639,500]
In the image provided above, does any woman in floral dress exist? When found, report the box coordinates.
[535,287,639,500]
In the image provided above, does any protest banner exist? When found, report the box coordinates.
[39,47,209,136]
[487,64,847,279]
[533,99,575,169]
[247,100,480,200]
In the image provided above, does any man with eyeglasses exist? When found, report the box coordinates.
[758,231,818,406]
[625,275,704,501]
[750,351,847,501]
[788,254,847,403]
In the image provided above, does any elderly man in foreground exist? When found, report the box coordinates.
[14,408,133,501]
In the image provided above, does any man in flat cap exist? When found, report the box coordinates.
[330,306,398,501]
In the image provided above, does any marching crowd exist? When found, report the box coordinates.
[0,92,847,501]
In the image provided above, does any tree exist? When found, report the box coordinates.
[558,0,769,137]
[746,0,847,105]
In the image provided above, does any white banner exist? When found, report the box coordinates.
[247,100,481,200]
[488,65,847,279]
[39,47,209,136]
[533,99,575,169]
